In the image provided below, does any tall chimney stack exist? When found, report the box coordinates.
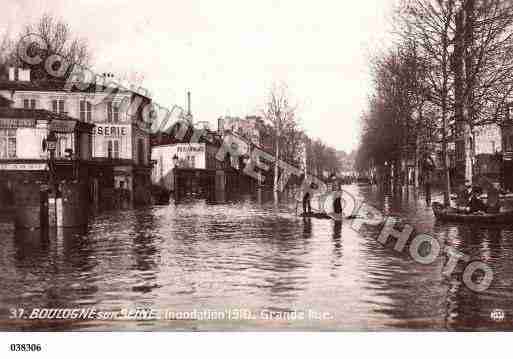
[187,91,191,115]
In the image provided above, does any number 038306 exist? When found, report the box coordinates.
[9,344,42,352]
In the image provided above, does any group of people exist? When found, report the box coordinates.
[301,183,343,216]
[457,180,501,214]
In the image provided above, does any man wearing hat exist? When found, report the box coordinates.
[456,180,472,210]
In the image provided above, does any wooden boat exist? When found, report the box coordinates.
[432,202,513,224]
[300,212,334,220]
[299,211,350,221]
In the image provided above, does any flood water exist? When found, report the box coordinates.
[1,184,513,331]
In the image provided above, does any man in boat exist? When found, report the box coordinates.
[468,186,487,213]
[302,183,314,215]
[456,180,472,210]
[487,183,501,213]
[477,177,501,214]
[422,154,436,205]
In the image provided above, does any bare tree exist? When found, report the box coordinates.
[17,14,92,80]
[263,84,297,201]
[0,29,16,79]
[397,0,457,205]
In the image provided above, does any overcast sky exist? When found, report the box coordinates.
[1,0,395,153]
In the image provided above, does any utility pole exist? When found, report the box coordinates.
[46,130,57,227]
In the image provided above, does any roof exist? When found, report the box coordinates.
[0,80,150,100]
[0,95,12,107]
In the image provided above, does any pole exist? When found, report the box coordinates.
[49,148,56,227]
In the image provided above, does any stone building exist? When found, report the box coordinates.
[0,96,94,228]
[0,68,153,205]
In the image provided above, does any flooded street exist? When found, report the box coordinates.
[1,184,512,331]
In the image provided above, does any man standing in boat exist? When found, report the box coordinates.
[422,154,436,205]
[302,183,314,215]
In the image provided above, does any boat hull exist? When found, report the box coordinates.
[432,202,513,224]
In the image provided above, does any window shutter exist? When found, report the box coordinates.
[87,102,92,122]
[52,100,58,113]
[107,102,112,122]
[113,104,119,122]
[80,101,85,121]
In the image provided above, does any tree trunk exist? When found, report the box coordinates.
[442,107,451,207]
[414,137,419,188]
[273,131,280,203]
[463,0,475,185]
[441,19,451,207]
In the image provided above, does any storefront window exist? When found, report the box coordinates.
[0,130,16,159]
[187,155,196,168]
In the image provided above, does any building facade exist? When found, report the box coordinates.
[0,70,153,205]
[0,104,94,209]
[217,115,263,147]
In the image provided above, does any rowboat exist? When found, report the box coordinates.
[432,202,513,224]
[300,212,335,220]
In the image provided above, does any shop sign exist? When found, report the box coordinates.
[0,119,36,128]
[51,120,76,133]
[0,163,47,171]
[176,143,205,153]
[96,125,128,137]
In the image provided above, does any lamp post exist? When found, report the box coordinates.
[172,154,179,194]
[46,131,57,226]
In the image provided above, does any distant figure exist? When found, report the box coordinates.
[425,176,432,205]
[476,177,501,214]
[302,190,312,215]
[487,183,501,213]
[333,196,342,215]
[422,154,436,206]
[456,181,472,209]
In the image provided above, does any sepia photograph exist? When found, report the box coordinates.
[1,0,513,356]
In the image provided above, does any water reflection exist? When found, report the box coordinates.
[1,185,513,330]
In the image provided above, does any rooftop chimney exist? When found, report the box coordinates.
[8,67,16,81]
[187,91,191,116]
[19,68,30,81]
[8,67,31,81]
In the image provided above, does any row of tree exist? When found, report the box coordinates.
[357,0,513,205]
